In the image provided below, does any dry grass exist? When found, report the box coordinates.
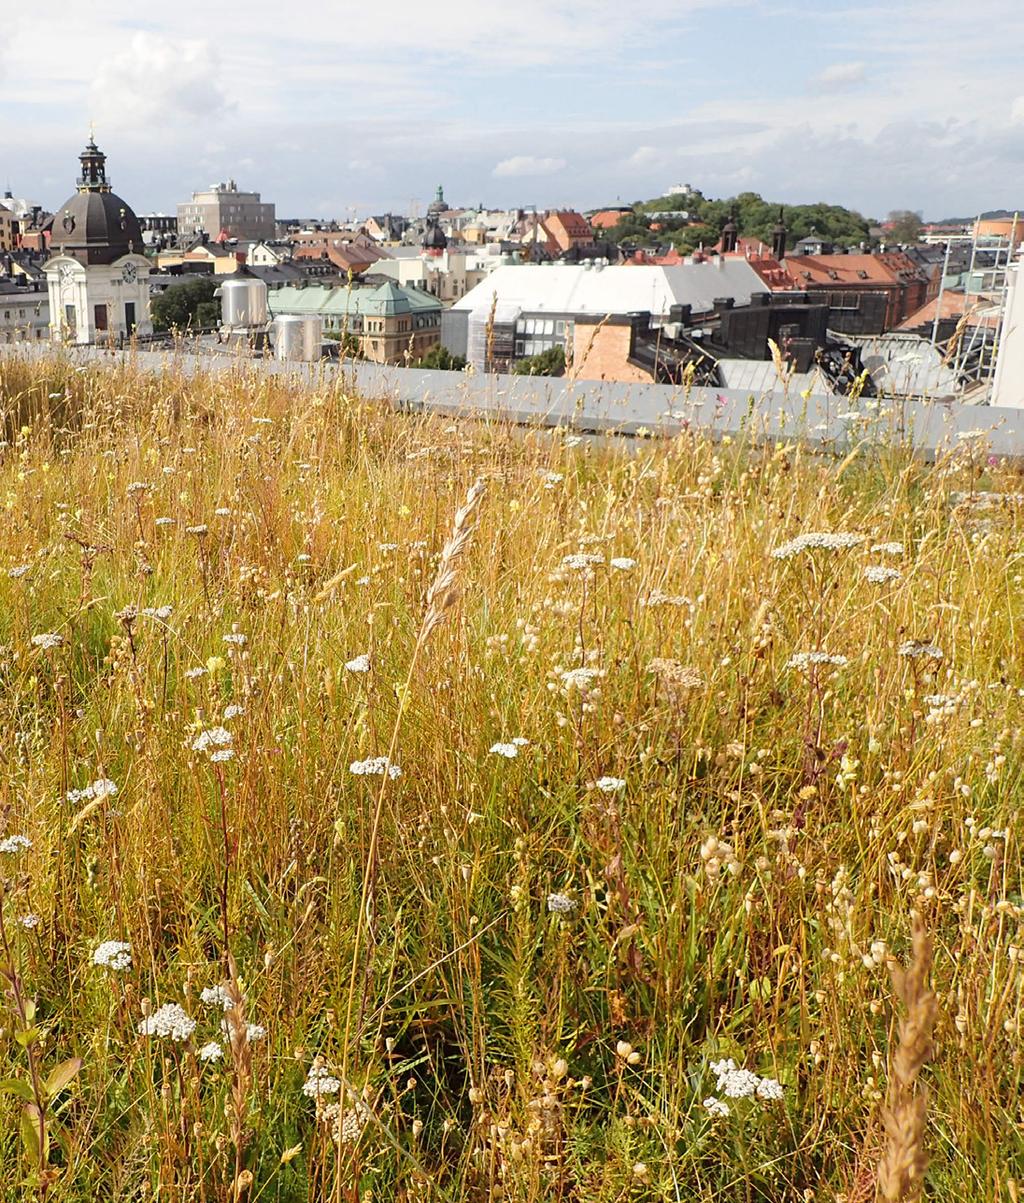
[0,353,1022,1202]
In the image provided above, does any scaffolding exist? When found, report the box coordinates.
[930,215,1019,399]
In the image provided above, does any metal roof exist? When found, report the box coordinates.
[452,262,768,320]
[268,282,441,319]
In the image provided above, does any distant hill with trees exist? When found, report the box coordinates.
[600,189,873,254]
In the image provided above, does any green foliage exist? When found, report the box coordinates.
[887,209,924,243]
[512,344,565,376]
[413,345,466,371]
[150,278,219,333]
[608,188,873,253]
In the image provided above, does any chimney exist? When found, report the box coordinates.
[772,207,787,261]
[721,213,738,254]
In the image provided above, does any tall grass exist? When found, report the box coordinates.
[0,353,1022,1201]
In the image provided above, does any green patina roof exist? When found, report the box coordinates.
[268,282,441,320]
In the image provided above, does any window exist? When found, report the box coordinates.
[94,304,108,332]
[125,302,136,331]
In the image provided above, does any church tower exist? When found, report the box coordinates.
[43,138,152,344]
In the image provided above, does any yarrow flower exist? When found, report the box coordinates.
[610,557,636,570]
[31,632,63,650]
[560,667,600,690]
[562,553,604,570]
[703,1096,730,1118]
[140,1003,196,1042]
[201,985,234,1011]
[0,834,32,854]
[223,703,244,720]
[7,565,31,579]
[199,1041,224,1063]
[898,641,943,661]
[93,941,132,971]
[345,655,371,673]
[490,742,520,758]
[66,778,118,805]
[19,914,41,930]
[210,748,235,763]
[546,893,578,915]
[192,727,233,754]
[184,666,207,680]
[222,633,247,646]
[303,1062,342,1098]
[770,532,865,560]
[350,757,401,779]
[785,652,849,671]
[864,565,901,584]
[592,776,626,793]
[709,1058,784,1103]
[871,542,904,555]
[141,605,174,620]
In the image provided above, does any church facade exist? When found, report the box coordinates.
[44,140,152,344]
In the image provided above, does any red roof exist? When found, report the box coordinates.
[898,292,1001,331]
[590,209,630,230]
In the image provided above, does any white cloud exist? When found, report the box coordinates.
[626,145,665,168]
[811,61,866,90]
[1012,96,1024,125]
[90,32,230,129]
[492,155,567,178]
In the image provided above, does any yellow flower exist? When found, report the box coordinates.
[206,655,226,675]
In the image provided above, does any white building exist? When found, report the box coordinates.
[992,249,1024,407]
[44,139,152,345]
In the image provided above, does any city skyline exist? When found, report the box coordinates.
[3,0,1024,220]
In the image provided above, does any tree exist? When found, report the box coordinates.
[886,209,924,244]
[413,345,466,370]
[150,278,220,333]
[513,345,565,377]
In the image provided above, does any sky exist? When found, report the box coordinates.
[3,0,1024,223]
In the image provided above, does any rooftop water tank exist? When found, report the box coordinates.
[273,314,322,362]
[219,277,268,328]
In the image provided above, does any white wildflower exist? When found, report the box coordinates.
[756,1077,785,1101]
[184,666,207,680]
[771,532,865,559]
[210,748,235,763]
[200,985,234,1011]
[864,565,901,584]
[349,757,401,779]
[223,703,244,720]
[19,914,41,930]
[222,633,247,646]
[546,893,578,914]
[140,1003,196,1042]
[214,507,232,517]
[7,565,31,579]
[786,652,849,670]
[185,524,209,536]
[141,605,174,620]
[703,1097,730,1117]
[898,641,943,661]
[490,742,520,758]
[610,557,636,570]
[191,727,232,753]
[0,834,32,854]
[199,1041,224,1063]
[592,776,626,793]
[562,553,604,570]
[303,1063,342,1098]
[31,632,63,650]
[345,655,371,673]
[154,516,175,527]
[560,667,600,690]
[718,1066,762,1098]
[871,542,904,555]
[93,940,132,971]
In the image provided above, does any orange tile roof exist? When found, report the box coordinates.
[897,292,1002,331]
[589,209,630,230]
[781,252,924,287]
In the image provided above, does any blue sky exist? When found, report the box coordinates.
[3,0,1023,221]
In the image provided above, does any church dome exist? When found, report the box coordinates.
[422,217,447,251]
[49,139,143,266]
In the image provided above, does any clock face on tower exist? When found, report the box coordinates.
[58,264,75,284]
[121,263,138,285]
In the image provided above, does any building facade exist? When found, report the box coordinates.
[0,281,50,343]
[268,281,442,363]
[43,139,152,345]
[177,181,275,241]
